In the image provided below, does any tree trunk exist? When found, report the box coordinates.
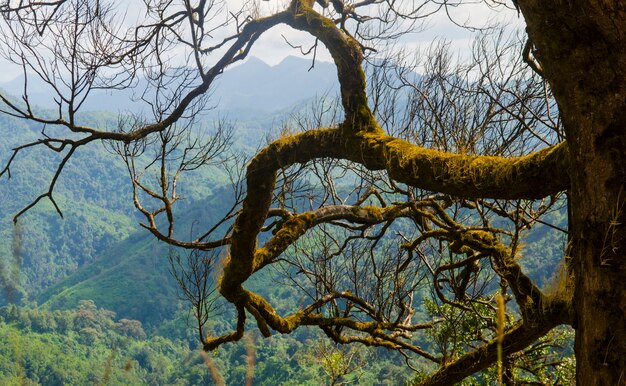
[519,1,626,384]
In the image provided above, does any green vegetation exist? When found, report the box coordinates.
[0,302,418,385]
[0,301,230,385]
[0,107,574,384]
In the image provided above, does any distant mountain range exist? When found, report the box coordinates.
[0,56,339,326]
[0,56,339,115]
[0,53,566,334]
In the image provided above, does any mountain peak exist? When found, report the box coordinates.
[276,55,309,67]
[274,55,334,71]
[242,56,271,69]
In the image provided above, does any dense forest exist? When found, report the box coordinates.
[0,92,407,384]
[0,300,423,385]
[0,59,574,384]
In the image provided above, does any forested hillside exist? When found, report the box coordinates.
[0,55,574,384]
[0,56,336,302]
[0,57,413,384]
[0,302,417,385]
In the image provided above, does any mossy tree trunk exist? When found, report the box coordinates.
[519,1,626,383]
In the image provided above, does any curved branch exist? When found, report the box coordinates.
[2,8,292,220]
[203,302,246,351]
[352,132,570,200]
[237,289,441,362]
[13,143,77,222]
[285,0,374,129]
[140,225,231,250]
[86,11,291,143]
[254,203,413,272]
[221,127,568,299]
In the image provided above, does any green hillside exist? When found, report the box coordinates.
[0,110,138,303]
[37,232,179,327]
[0,104,247,306]
[0,55,574,385]
[36,191,235,328]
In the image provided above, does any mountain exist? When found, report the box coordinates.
[0,55,341,305]
[0,56,339,115]
[36,188,237,328]
[212,56,338,113]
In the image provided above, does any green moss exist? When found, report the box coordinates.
[354,132,568,199]
[252,213,315,272]
[359,206,384,220]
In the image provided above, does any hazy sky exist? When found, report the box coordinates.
[248,1,522,66]
[0,1,522,82]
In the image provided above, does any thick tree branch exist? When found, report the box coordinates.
[222,126,568,296]
[254,203,413,272]
[352,132,570,200]
[213,125,570,367]
[285,0,374,129]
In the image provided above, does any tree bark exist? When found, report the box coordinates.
[518,1,626,384]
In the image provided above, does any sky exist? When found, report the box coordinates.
[0,0,523,82]
[248,1,522,66]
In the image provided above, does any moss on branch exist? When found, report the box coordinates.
[417,318,563,386]
[217,127,569,339]
[209,1,571,365]
[287,0,375,129]
[352,132,570,200]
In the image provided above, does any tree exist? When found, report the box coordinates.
[0,0,623,384]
